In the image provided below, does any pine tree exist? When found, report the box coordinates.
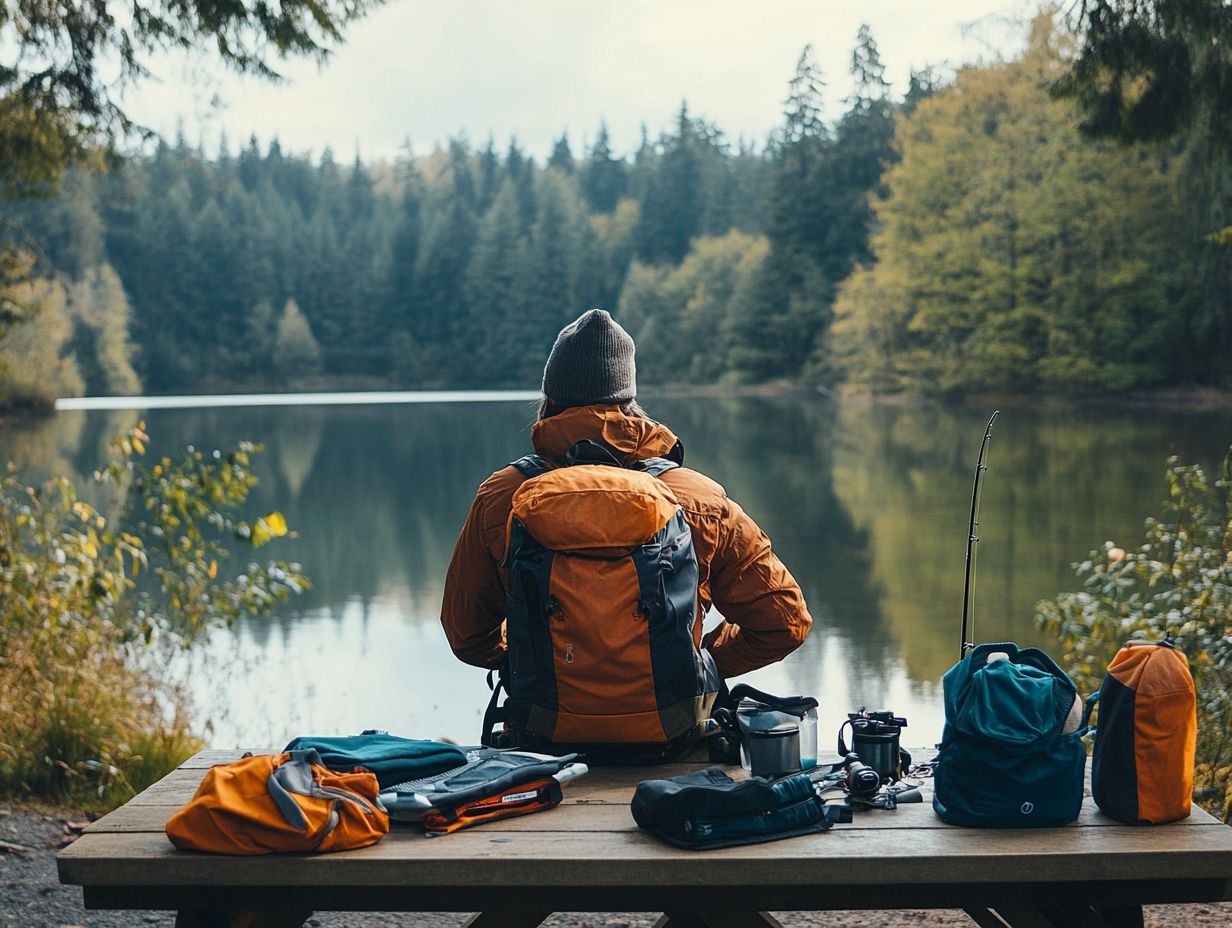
[580,121,627,213]
[476,137,501,212]
[346,154,375,220]
[460,181,526,383]
[1057,0,1232,151]
[387,153,424,334]
[822,25,897,280]
[125,175,199,389]
[735,46,834,382]
[238,135,263,192]
[511,171,589,383]
[414,138,478,376]
[781,45,826,146]
[505,139,538,232]
[548,134,575,174]
[636,102,703,264]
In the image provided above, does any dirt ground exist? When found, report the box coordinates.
[3,807,1229,928]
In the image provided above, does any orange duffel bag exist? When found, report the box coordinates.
[166,749,388,854]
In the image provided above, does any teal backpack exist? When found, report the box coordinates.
[932,642,1092,827]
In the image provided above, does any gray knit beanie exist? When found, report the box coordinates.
[541,309,637,407]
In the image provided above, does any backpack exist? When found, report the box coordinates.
[932,642,1091,827]
[1090,639,1196,824]
[482,438,721,763]
[165,750,388,854]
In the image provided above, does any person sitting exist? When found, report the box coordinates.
[440,308,812,756]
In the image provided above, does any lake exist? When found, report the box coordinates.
[5,393,1228,752]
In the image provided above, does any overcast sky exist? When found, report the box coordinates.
[127,0,1032,162]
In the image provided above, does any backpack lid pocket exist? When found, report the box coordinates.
[512,466,680,550]
[954,659,1074,745]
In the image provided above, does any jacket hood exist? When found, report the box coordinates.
[531,405,683,465]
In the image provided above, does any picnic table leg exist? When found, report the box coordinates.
[174,907,313,928]
[461,911,551,928]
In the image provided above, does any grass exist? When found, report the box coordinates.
[0,622,203,810]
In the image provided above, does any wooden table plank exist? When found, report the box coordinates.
[103,750,1224,828]
[58,824,1232,888]
[81,794,1226,835]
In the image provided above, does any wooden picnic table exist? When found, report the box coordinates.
[57,748,1232,928]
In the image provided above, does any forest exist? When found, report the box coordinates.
[1,14,1230,408]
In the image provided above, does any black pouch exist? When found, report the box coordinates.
[631,767,847,850]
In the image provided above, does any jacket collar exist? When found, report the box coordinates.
[531,405,683,465]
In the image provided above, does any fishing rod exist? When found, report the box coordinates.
[960,410,999,659]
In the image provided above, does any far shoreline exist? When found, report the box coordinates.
[1,381,1230,422]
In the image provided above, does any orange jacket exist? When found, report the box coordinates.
[440,405,812,679]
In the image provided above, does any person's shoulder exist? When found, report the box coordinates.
[476,464,526,502]
[660,466,729,516]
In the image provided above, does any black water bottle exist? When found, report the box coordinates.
[838,710,908,783]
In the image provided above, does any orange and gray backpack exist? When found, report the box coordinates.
[482,438,720,764]
[1090,638,1196,824]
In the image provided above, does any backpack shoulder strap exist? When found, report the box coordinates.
[481,667,511,748]
[516,444,678,478]
[638,457,679,477]
[510,454,551,478]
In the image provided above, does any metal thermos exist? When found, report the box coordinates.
[736,699,818,772]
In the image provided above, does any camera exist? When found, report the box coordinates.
[841,753,882,799]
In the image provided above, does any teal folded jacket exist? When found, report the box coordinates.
[282,732,467,789]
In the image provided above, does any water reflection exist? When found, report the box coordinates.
[3,395,1228,748]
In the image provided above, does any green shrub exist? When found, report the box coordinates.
[1037,451,1232,820]
[0,424,307,807]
